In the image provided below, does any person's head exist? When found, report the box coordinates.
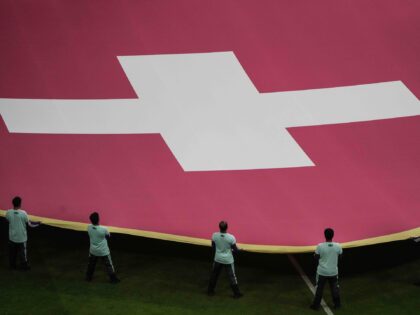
[219,220,228,233]
[324,228,334,241]
[90,212,100,225]
[12,196,22,209]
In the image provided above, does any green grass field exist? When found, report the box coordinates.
[1,219,419,315]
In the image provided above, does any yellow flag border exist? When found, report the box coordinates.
[1,209,418,253]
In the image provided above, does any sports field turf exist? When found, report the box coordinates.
[1,219,419,315]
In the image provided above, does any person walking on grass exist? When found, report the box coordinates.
[207,220,243,298]
[310,228,342,310]
[6,196,41,270]
[85,212,120,284]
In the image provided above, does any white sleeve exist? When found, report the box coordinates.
[231,235,237,245]
[315,244,321,255]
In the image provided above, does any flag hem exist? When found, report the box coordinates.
[1,209,418,253]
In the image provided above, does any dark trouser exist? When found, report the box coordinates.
[208,262,241,296]
[85,254,117,281]
[9,241,30,269]
[312,274,341,308]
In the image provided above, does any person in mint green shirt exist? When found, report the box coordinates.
[207,221,243,298]
[85,212,120,283]
[5,196,41,270]
[310,228,342,310]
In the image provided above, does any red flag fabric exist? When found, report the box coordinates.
[0,0,419,252]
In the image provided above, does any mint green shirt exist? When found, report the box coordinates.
[212,232,236,264]
[6,209,29,243]
[315,242,343,276]
[88,224,110,256]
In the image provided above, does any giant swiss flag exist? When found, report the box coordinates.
[0,0,419,252]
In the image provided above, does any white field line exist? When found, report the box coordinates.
[287,254,334,315]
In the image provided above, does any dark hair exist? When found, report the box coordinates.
[324,228,334,240]
[12,196,22,208]
[90,212,100,225]
[219,221,228,232]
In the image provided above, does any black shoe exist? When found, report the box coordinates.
[334,304,341,309]
[310,304,320,311]
[207,291,215,297]
[230,284,243,299]
[85,276,92,282]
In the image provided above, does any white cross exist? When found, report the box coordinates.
[0,52,419,171]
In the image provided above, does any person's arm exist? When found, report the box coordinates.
[211,240,216,258]
[231,234,239,253]
[314,245,320,262]
[105,229,111,241]
[231,243,239,254]
[26,212,41,228]
[313,252,320,271]
[28,220,41,227]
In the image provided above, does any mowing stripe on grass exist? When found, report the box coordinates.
[287,254,334,315]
